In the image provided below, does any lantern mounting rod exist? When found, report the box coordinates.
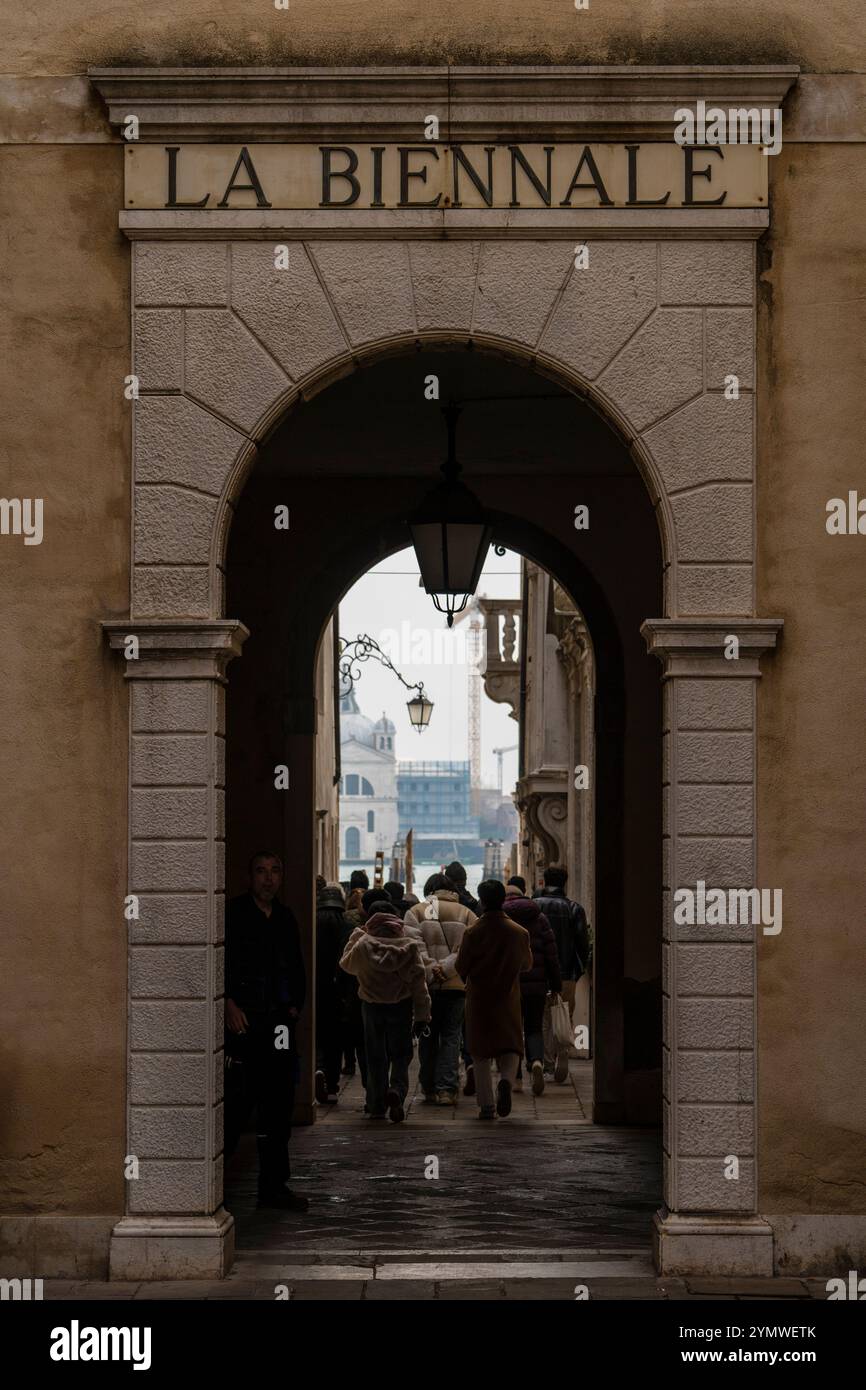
[338,634,433,733]
[338,633,425,698]
[442,401,462,481]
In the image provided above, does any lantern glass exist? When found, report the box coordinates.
[406,692,433,732]
[408,518,491,599]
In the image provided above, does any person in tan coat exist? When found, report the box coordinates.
[340,905,431,1124]
[455,879,533,1120]
[404,875,477,1105]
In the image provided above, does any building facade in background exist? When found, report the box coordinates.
[338,691,398,865]
[397,760,475,838]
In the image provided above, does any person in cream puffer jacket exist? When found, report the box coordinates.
[339,908,430,1122]
[403,875,477,1104]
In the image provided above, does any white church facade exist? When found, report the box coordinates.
[339,690,399,865]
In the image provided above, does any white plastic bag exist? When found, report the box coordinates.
[549,994,573,1050]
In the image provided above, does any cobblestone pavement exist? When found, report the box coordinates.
[229,1058,659,1255]
[40,1061,830,1300]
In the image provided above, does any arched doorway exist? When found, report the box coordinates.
[224,347,663,1136]
[106,233,779,1281]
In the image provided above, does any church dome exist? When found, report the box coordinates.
[340,689,376,748]
[373,711,396,734]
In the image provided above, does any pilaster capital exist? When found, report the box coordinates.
[102,618,250,680]
[557,617,592,692]
[641,618,784,678]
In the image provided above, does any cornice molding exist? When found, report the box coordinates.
[89,65,800,142]
[102,618,249,679]
[641,617,784,678]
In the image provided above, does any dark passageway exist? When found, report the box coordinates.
[222,345,664,1272]
[226,1060,660,1260]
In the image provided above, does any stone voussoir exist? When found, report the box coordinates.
[540,240,658,380]
[183,309,290,434]
[596,307,703,434]
[230,241,348,381]
[310,241,417,345]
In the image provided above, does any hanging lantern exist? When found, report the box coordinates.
[406,687,434,732]
[408,402,492,627]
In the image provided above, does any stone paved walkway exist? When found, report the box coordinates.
[38,1061,831,1300]
[229,1058,660,1255]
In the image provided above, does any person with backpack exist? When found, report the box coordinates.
[532,866,590,1081]
[404,873,476,1105]
[501,888,562,1096]
[339,898,431,1124]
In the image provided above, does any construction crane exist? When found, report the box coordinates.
[452,597,484,810]
[492,744,519,794]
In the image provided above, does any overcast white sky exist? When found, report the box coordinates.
[338,545,522,792]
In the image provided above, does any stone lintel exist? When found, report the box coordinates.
[653,1208,774,1276]
[117,208,770,242]
[109,1209,234,1281]
[103,619,249,680]
[89,65,799,143]
[642,618,783,678]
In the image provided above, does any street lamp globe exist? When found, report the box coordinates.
[406,689,434,732]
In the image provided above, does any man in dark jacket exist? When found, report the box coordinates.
[315,883,349,1105]
[445,861,480,915]
[444,862,480,1094]
[224,851,308,1210]
[384,880,415,917]
[504,893,562,1096]
[532,865,590,1082]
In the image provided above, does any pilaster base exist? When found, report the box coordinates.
[109,1209,235,1281]
[653,1209,774,1276]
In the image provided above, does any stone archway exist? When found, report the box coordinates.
[99,65,790,1279]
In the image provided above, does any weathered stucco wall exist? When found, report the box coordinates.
[0,147,129,1234]
[1,0,864,1262]
[757,142,866,1216]
[1,0,863,71]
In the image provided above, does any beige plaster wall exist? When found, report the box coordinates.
[1,0,864,1236]
[757,143,866,1213]
[1,0,863,72]
[0,147,129,1220]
